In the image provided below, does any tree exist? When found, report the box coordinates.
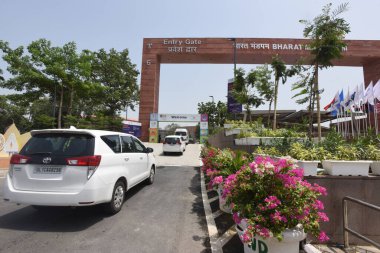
[91,48,140,116]
[0,68,4,81]
[0,95,29,132]
[291,66,316,137]
[165,123,180,135]
[254,65,274,126]
[233,68,264,121]
[270,55,300,130]
[0,39,102,128]
[197,100,228,130]
[300,3,350,140]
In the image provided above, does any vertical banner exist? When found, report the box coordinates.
[149,128,158,143]
[227,78,242,113]
[200,114,208,144]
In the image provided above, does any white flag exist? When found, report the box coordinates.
[354,83,364,105]
[373,79,380,101]
[364,82,374,105]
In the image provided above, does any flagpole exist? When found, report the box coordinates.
[375,99,378,135]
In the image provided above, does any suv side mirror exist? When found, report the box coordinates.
[146,147,154,153]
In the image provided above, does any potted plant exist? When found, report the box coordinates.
[362,144,380,175]
[289,143,332,176]
[323,145,371,176]
[201,146,250,213]
[223,156,329,253]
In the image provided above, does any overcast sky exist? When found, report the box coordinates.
[1,0,379,123]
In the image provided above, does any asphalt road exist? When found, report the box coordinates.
[0,166,210,253]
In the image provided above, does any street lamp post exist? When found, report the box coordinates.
[209,95,214,103]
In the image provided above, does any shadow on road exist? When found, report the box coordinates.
[0,182,151,233]
[189,167,212,253]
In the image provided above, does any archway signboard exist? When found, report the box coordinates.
[139,37,380,141]
[149,113,208,143]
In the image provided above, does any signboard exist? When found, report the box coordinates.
[122,121,142,138]
[149,128,158,143]
[156,113,201,122]
[200,122,208,130]
[227,79,242,113]
[150,121,158,129]
[200,136,208,144]
[201,114,208,122]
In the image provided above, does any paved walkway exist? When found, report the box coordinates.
[144,143,202,167]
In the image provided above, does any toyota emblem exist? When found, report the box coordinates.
[42,157,52,164]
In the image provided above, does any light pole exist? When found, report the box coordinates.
[209,95,214,103]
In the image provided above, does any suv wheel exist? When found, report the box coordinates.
[146,166,155,185]
[104,180,125,214]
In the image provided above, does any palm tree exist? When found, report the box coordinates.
[300,3,350,140]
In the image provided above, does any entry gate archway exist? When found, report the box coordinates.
[149,113,208,143]
[139,37,380,141]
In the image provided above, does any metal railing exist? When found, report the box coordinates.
[343,196,380,249]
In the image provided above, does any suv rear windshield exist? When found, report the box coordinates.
[175,132,187,136]
[165,137,179,144]
[21,133,95,157]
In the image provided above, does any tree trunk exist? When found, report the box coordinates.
[268,100,272,127]
[272,79,279,130]
[315,65,321,141]
[58,84,64,129]
[308,77,314,139]
[67,84,74,116]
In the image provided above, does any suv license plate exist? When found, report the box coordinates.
[34,167,62,174]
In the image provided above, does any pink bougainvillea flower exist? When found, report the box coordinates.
[318,231,330,242]
[212,176,223,186]
[317,212,329,222]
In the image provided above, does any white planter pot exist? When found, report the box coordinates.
[236,224,306,253]
[224,124,233,129]
[217,185,232,213]
[297,161,319,176]
[370,161,380,175]
[323,160,372,176]
[235,137,260,146]
[225,128,243,136]
[322,160,332,171]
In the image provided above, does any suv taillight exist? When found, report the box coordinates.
[66,155,102,166]
[66,155,102,180]
[10,154,31,164]
[176,139,181,144]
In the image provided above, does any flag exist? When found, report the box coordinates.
[354,83,364,105]
[342,88,350,111]
[324,91,338,111]
[373,79,380,101]
[345,89,356,109]
[332,89,344,112]
[364,82,374,105]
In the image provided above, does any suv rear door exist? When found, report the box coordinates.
[11,132,95,193]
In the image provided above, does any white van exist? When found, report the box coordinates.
[174,128,189,145]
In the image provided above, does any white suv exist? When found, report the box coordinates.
[3,129,156,214]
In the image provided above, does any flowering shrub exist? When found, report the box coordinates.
[201,146,251,189]
[223,156,329,242]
